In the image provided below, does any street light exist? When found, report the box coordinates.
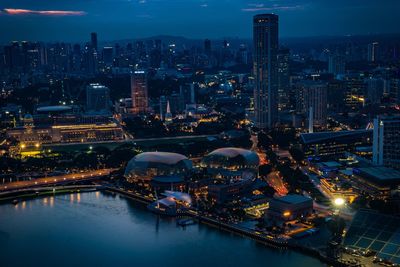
[334,197,345,207]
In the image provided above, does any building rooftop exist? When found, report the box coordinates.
[355,167,400,181]
[134,152,189,165]
[275,194,312,205]
[320,161,342,168]
[36,105,72,113]
[300,129,372,144]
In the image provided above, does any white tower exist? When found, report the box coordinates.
[165,101,173,124]
[308,106,314,133]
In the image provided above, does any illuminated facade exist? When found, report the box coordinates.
[373,116,400,170]
[296,81,328,129]
[266,194,313,221]
[201,147,259,181]
[301,130,372,158]
[130,70,148,114]
[124,152,193,188]
[7,112,124,152]
[253,14,279,128]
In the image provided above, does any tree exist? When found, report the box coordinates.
[289,146,305,163]
[259,164,273,176]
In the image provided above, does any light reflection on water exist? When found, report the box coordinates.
[0,192,325,267]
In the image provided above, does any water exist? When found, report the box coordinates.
[0,192,325,267]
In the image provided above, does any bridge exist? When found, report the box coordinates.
[0,169,114,193]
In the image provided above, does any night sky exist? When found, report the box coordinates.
[0,0,399,43]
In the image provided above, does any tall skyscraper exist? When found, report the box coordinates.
[131,70,148,114]
[253,14,279,128]
[373,116,400,170]
[91,32,98,52]
[296,81,328,129]
[86,83,110,113]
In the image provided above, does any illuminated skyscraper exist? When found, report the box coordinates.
[253,14,279,128]
[131,70,148,114]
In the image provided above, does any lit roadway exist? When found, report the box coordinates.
[0,169,114,192]
[42,134,219,147]
[266,171,288,196]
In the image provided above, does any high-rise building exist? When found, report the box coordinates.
[102,47,113,66]
[328,54,345,76]
[131,70,148,114]
[365,77,384,104]
[296,81,328,129]
[253,14,279,128]
[91,32,98,52]
[367,42,379,62]
[373,116,400,170]
[86,83,110,113]
[277,48,290,110]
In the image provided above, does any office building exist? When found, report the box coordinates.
[300,129,372,158]
[253,14,279,128]
[365,77,384,104]
[328,54,345,76]
[130,70,148,114]
[373,116,400,170]
[367,42,379,62]
[296,81,328,129]
[86,83,110,113]
[102,47,113,66]
[277,48,290,110]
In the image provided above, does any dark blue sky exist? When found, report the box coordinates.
[0,0,399,43]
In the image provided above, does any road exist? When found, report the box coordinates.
[266,171,288,196]
[42,134,218,148]
[0,169,114,192]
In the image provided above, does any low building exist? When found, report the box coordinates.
[201,147,260,203]
[208,178,254,204]
[266,194,313,221]
[7,111,124,156]
[301,129,372,159]
[352,167,400,199]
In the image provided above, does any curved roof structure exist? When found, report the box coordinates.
[202,148,260,179]
[163,190,192,204]
[37,105,72,113]
[134,152,188,165]
[300,130,372,144]
[124,152,192,182]
[208,147,256,159]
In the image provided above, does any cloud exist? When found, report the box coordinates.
[242,4,303,12]
[3,8,86,16]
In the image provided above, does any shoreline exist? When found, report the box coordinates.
[0,185,347,267]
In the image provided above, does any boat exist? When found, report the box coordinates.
[12,199,19,205]
[177,218,197,226]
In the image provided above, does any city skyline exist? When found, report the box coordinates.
[0,0,399,43]
[2,2,400,266]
